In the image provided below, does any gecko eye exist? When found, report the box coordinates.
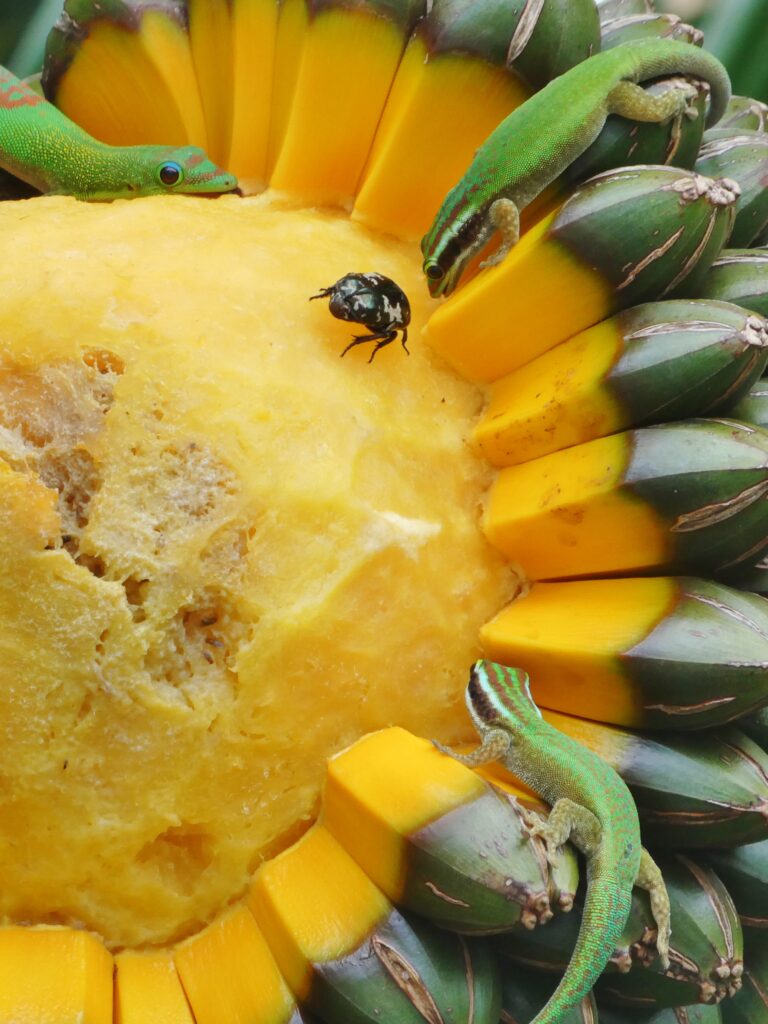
[423,260,444,282]
[158,161,183,187]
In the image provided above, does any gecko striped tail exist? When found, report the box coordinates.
[531,872,632,1022]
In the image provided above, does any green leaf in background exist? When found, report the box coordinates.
[0,0,63,77]
[660,0,768,102]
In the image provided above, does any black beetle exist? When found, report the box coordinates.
[310,272,411,363]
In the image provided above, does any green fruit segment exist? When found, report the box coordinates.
[705,95,768,136]
[599,1001,724,1023]
[729,381,768,429]
[698,249,768,318]
[598,856,743,1009]
[600,12,703,48]
[425,168,738,384]
[708,840,768,932]
[506,0,600,90]
[323,727,571,934]
[597,0,656,24]
[311,912,502,1024]
[473,300,767,468]
[695,133,768,246]
[721,939,768,1024]
[742,707,768,747]
[554,169,738,306]
[482,577,768,731]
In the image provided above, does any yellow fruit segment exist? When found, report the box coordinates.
[481,578,676,725]
[175,905,295,1024]
[115,951,194,1024]
[270,8,405,206]
[55,13,205,146]
[472,318,625,466]
[266,0,309,177]
[0,196,510,948]
[323,726,487,896]
[227,0,279,193]
[133,10,208,146]
[423,212,614,383]
[0,926,113,1024]
[484,432,669,579]
[354,41,530,240]
[249,824,391,1000]
[188,0,234,166]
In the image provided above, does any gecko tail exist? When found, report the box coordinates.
[529,882,632,1023]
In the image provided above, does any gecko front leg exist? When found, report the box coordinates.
[478,198,521,269]
[433,726,511,768]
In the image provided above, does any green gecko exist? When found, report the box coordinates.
[421,37,731,296]
[0,64,237,200]
[436,660,671,1024]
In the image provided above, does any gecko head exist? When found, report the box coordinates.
[126,145,239,198]
[421,243,464,299]
[466,660,542,734]
[420,200,484,298]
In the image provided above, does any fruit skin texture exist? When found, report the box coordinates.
[0,192,512,949]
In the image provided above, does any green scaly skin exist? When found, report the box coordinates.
[437,661,672,1024]
[0,65,238,200]
[421,37,731,296]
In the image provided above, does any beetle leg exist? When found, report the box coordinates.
[340,330,398,361]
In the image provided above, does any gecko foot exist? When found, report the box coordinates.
[520,808,561,867]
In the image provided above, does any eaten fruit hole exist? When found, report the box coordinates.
[122,575,150,622]
[0,355,122,556]
[136,824,215,895]
[82,348,125,377]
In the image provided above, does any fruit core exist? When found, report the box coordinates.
[0,193,513,948]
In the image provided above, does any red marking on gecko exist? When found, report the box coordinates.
[0,85,43,110]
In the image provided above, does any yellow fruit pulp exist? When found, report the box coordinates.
[0,193,512,948]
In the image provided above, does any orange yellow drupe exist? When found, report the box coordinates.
[484,432,670,579]
[0,926,113,1024]
[481,578,677,725]
[249,825,391,999]
[175,905,296,1024]
[354,39,530,239]
[270,7,407,207]
[53,12,206,147]
[227,0,279,192]
[473,318,625,466]
[187,0,234,165]
[115,951,194,1024]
